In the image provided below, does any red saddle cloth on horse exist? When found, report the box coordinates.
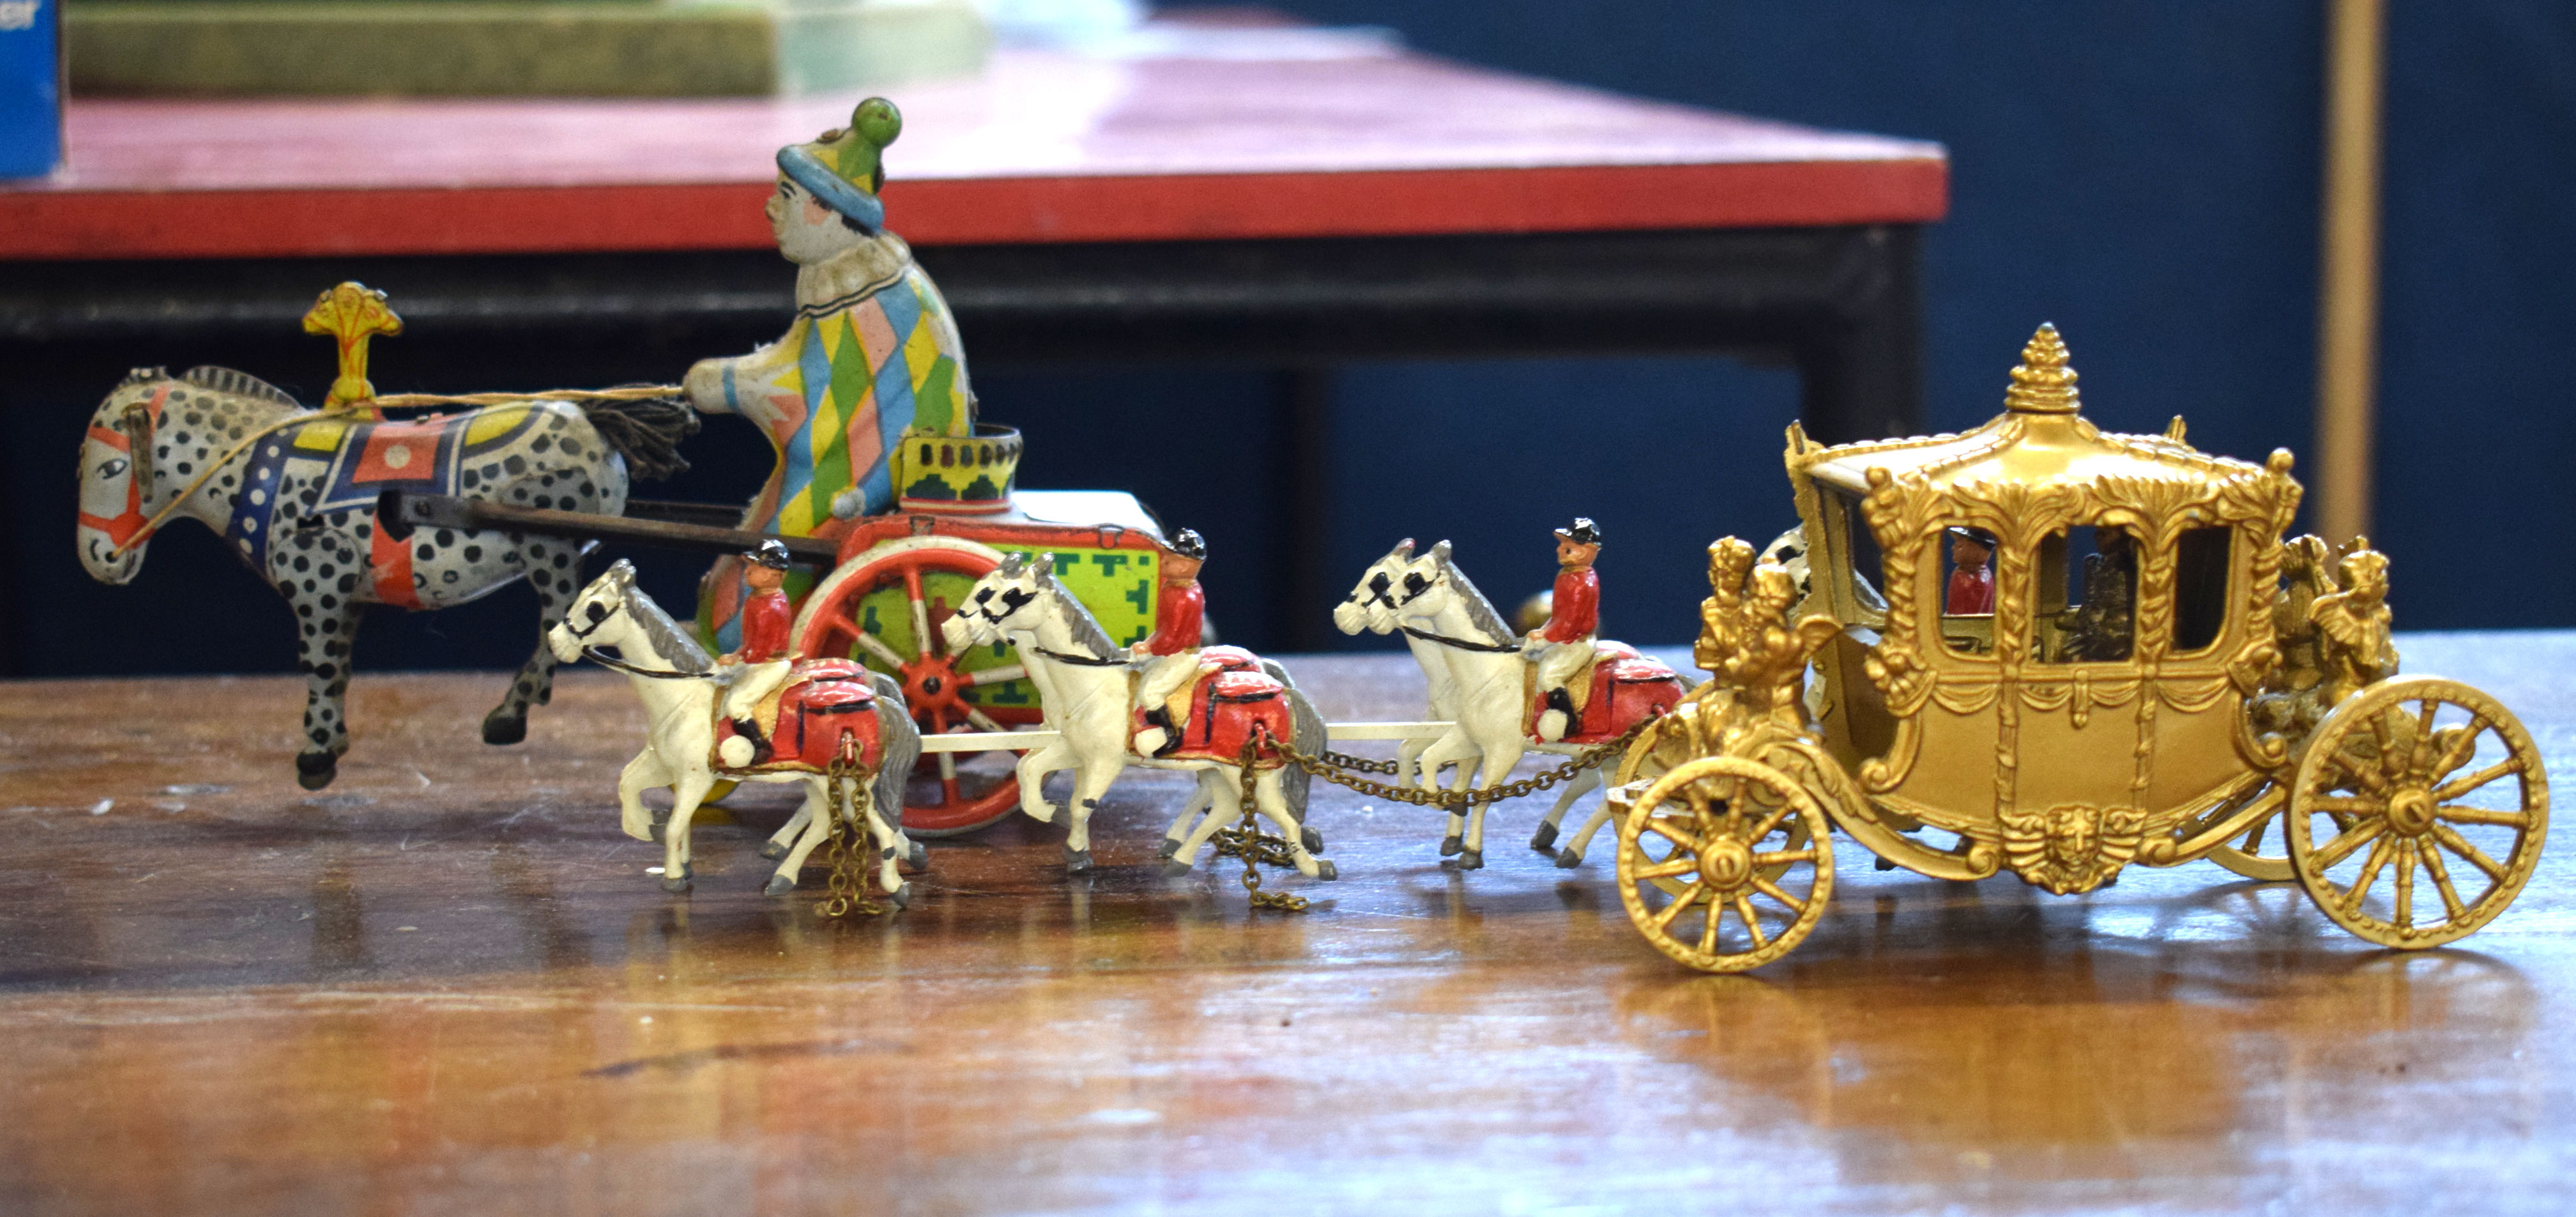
[1528,643,1686,744]
[714,659,885,773]
[1134,666,1293,768]
[1196,645,1263,675]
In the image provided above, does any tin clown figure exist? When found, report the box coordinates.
[1527,517,1603,742]
[1131,529,1209,758]
[682,97,977,652]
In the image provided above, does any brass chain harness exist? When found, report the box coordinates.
[814,754,886,919]
[1204,717,1657,914]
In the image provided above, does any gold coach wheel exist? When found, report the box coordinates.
[2205,783,2294,882]
[1617,756,1833,972]
[2287,676,2548,948]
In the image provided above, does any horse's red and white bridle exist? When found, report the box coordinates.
[77,395,161,549]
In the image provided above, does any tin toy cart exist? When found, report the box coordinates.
[1608,325,2549,972]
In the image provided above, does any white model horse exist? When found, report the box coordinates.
[941,554,1337,882]
[548,562,924,903]
[75,365,696,788]
[1376,542,1686,871]
[1330,539,1458,791]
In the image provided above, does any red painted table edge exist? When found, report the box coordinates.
[0,159,1947,261]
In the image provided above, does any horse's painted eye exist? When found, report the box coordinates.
[1403,573,1428,595]
[973,588,991,603]
[97,459,127,478]
[1368,573,1390,593]
[585,602,609,624]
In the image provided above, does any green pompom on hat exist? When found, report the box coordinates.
[777,98,903,233]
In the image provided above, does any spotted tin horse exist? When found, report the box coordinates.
[75,366,695,788]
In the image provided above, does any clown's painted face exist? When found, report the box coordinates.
[768,176,867,266]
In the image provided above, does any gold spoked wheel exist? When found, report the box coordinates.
[1617,756,1833,973]
[2287,676,2549,948]
[2206,783,2294,882]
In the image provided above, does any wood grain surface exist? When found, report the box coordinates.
[2,636,2570,1214]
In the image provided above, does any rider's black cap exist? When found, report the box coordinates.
[1167,528,1207,561]
[744,539,794,570]
[1553,517,1603,546]
[1945,526,1997,548]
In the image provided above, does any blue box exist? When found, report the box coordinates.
[1,0,61,179]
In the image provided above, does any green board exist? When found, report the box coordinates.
[64,0,989,96]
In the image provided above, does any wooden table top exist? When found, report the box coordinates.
[0,22,1946,261]
[6,632,2566,1213]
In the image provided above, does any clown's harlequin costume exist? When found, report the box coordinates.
[685,98,977,650]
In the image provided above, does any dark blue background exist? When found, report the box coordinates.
[8,1,2571,680]
[1002,1,2576,651]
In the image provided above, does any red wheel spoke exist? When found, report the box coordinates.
[853,631,909,670]
[810,609,853,650]
[901,563,935,660]
[801,541,1018,838]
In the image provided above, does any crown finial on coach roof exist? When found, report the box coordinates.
[2004,323,2080,415]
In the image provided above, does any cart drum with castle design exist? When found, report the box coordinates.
[782,491,1197,834]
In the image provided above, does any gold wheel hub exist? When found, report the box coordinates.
[2386,785,2435,836]
[1702,835,1754,889]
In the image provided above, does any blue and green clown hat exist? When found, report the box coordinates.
[777,98,903,234]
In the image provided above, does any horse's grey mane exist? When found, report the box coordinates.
[182,366,301,408]
[1034,565,1118,659]
[606,562,713,673]
[1434,549,1513,643]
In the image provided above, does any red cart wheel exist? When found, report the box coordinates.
[791,537,1038,836]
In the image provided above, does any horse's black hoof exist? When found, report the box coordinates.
[294,752,337,790]
[480,708,527,746]
[758,840,789,861]
[1529,822,1559,853]
[1157,838,1182,861]
[1301,826,1325,853]
[1440,834,1463,857]
[1065,847,1094,873]
[1555,848,1583,869]
[1316,860,1339,882]
[764,873,796,896]
[892,882,913,911]
[908,841,928,870]
[660,875,692,894]
[1441,849,1484,872]
[1162,860,1194,879]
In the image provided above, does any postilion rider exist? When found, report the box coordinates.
[1527,518,1603,743]
[719,540,798,763]
[1130,529,1209,758]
